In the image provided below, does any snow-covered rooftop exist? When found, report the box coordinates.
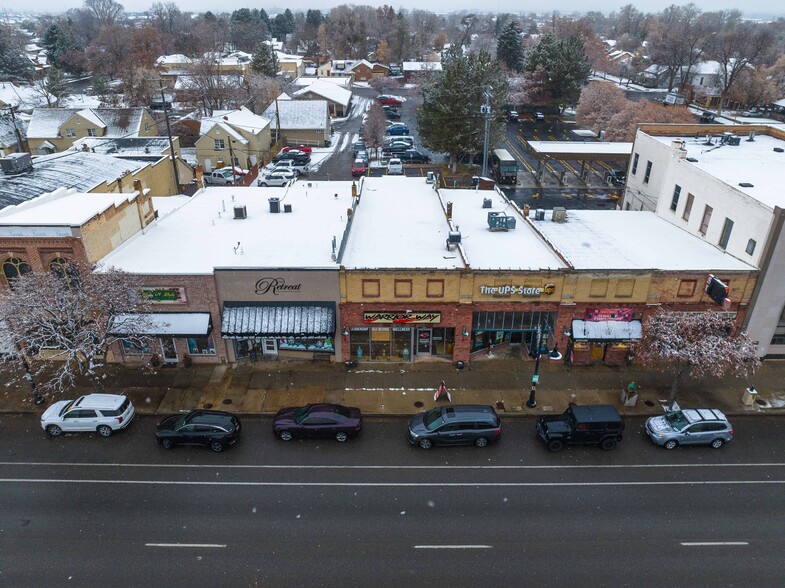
[342,177,463,270]
[72,136,172,156]
[527,141,633,156]
[293,82,352,107]
[200,106,271,135]
[402,61,442,72]
[0,82,51,111]
[27,107,148,138]
[261,100,328,130]
[99,182,356,274]
[649,131,785,209]
[445,188,566,271]
[293,76,352,89]
[200,121,249,144]
[0,151,149,209]
[530,209,755,271]
[0,187,141,228]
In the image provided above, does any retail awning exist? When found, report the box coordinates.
[571,319,642,341]
[109,313,212,338]
[221,303,335,338]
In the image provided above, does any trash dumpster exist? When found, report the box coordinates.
[741,386,758,406]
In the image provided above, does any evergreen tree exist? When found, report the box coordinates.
[524,33,590,107]
[496,20,524,73]
[0,24,32,80]
[417,46,508,172]
[250,43,278,76]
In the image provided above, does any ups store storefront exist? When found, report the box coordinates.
[215,269,341,361]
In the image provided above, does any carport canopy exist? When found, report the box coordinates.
[526,141,633,162]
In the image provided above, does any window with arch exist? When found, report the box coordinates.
[48,257,80,289]
[2,257,32,286]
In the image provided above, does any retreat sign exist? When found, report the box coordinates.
[363,312,441,324]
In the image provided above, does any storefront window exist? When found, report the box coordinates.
[350,328,371,361]
[277,337,334,352]
[392,328,411,361]
[471,312,555,352]
[350,327,412,362]
[122,339,152,355]
[187,336,216,355]
[370,328,391,360]
[430,328,455,357]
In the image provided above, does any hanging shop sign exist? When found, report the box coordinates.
[254,277,303,296]
[479,284,556,297]
[584,308,633,322]
[363,312,441,324]
[141,287,187,304]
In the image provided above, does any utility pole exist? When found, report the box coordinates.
[480,85,492,178]
[7,106,29,154]
[227,139,237,185]
[526,321,543,409]
[158,80,181,194]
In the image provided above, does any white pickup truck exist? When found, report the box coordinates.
[203,169,236,185]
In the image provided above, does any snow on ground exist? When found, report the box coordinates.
[589,73,662,93]
[62,93,103,108]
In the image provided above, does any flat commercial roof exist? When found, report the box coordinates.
[444,188,566,271]
[99,182,356,274]
[527,140,633,161]
[650,133,785,209]
[529,209,755,271]
[342,176,463,270]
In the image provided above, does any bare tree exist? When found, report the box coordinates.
[605,100,694,142]
[362,104,389,159]
[368,76,401,94]
[0,263,155,396]
[84,0,125,26]
[633,310,759,402]
[575,81,627,134]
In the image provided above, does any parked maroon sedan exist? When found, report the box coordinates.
[273,403,363,442]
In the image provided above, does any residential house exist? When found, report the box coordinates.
[622,123,785,357]
[196,106,272,172]
[348,60,390,81]
[26,107,159,155]
[401,61,442,82]
[293,81,352,117]
[261,100,331,148]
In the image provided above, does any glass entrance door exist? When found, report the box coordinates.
[417,328,432,354]
[160,338,178,363]
[262,338,278,356]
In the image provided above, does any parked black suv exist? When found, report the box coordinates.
[155,410,241,452]
[408,405,501,449]
[536,404,624,452]
[273,151,309,165]
[399,149,431,164]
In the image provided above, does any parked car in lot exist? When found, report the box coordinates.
[646,408,733,450]
[387,157,403,175]
[41,394,135,437]
[699,111,716,123]
[273,159,308,175]
[536,404,624,452]
[353,141,366,156]
[355,150,369,165]
[383,108,402,121]
[155,410,241,452]
[508,110,519,121]
[203,168,236,186]
[282,144,313,154]
[398,149,431,164]
[534,111,545,121]
[351,159,368,177]
[273,403,363,442]
[408,405,501,449]
[377,94,404,106]
[382,143,411,155]
[606,169,626,186]
[273,150,310,164]
[386,123,410,136]
[258,170,296,187]
[384,136,414,147]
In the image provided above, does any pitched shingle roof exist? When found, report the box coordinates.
[261,100,329,130]
[27,108,151,139]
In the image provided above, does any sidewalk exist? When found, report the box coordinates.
[2,357,784,417]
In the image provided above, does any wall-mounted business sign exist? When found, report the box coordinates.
[584,308,633,322]
[141,287,187,304]
[254,277,302,296]
[479,284,556,296]
[363,312,441,324]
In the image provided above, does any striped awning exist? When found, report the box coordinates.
[571,319,642,342]
[221,303,335,338]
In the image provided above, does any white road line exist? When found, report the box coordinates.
[681,542,749,547]
[1,462,785,470]
[2,479,785,487]
[145,543,226,548]
[414,545,492,549]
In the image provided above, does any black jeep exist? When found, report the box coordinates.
[536,404,624,452]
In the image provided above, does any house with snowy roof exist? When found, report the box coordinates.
[195,106,272,172]
[292,81,352,117]
[0,82,52,114]
[401,61,442,82]
[261,100,331,147]
[26,107,159,155]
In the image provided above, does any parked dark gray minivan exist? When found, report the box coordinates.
[407,405,501,449]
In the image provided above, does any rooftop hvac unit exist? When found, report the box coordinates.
[233,205,247,219]
[482,198,492,209]
[552,207,567,222]
[534,209,546,221]
[446,230,462,251]
[284,204,292,213]
[727,136,741,146]
[268,197,280,213]
[487,211,517,231]
[0,153,32,175]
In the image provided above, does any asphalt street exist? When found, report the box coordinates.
[1,414,785,586]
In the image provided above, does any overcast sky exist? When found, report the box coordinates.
[21,0,785,17]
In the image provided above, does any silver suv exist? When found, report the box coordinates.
[258,170,296,187]
[646,408,732,450]
[40,393,135,437]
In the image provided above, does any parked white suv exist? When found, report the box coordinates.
[40,393,135,437]
[258,170,296,187]
[273,159,308,175]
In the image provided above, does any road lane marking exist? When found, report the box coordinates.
[145,543,226,548]
[2,479,785,487]
[414,545,492,549]
[3,462,785,470]
[681,542,749,547]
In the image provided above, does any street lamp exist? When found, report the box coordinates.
[526,322,543,409]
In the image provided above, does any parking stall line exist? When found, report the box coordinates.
[414,545,492,549]
[145,543,226,548]
[680,542,749,547]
